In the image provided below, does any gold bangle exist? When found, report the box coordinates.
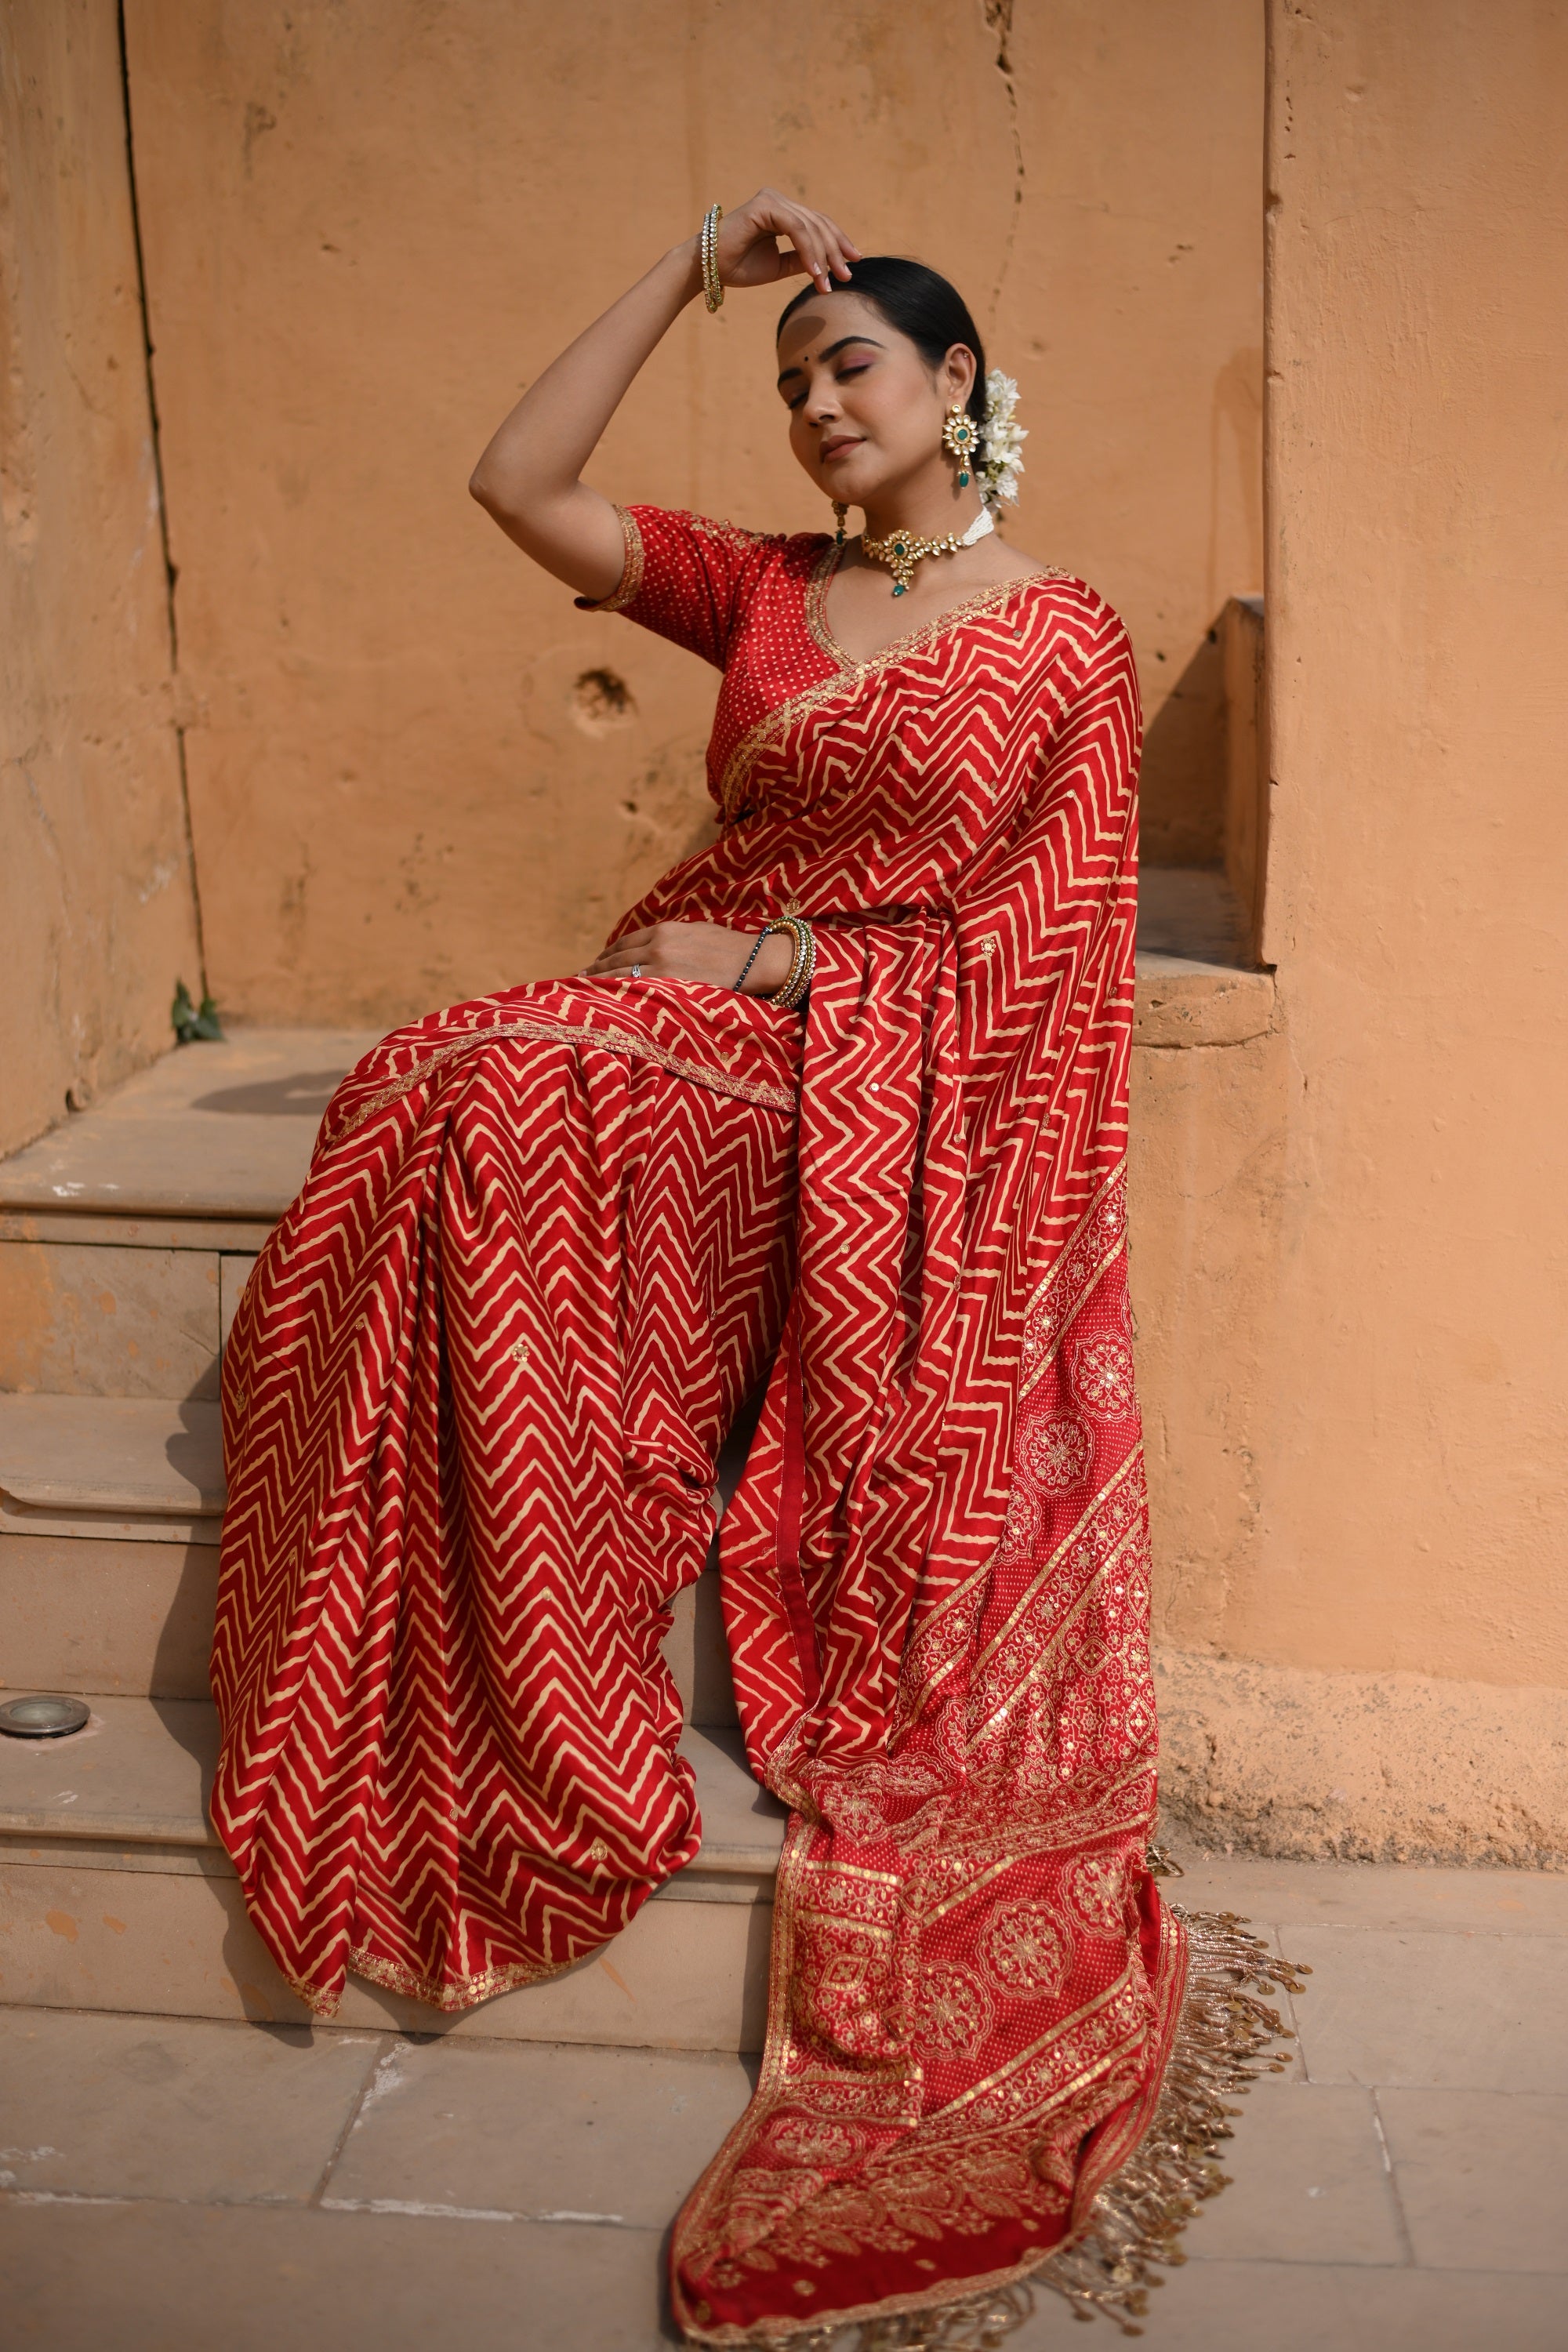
[763,915,815,1011]
[699,202,724,313]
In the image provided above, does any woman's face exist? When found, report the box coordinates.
[775,291,976,514]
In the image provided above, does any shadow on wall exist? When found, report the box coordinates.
[1138,626,1226,869]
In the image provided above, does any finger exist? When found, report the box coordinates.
[771,209,833,292]
[815,212,862,262]
[796,242,833,293]
[793,209,855,273]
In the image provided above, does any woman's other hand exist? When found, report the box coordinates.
[580,921,793,996]
[716,190,860,298]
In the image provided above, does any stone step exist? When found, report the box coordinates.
[0,1029,379,1232]
[0,1392,223,1543]
[0,1694,782,2050]
[0,1391,737,1720]
[0,1029,375,1402]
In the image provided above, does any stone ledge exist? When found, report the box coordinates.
[1133,953,1276,1048]
[1155,1646,1568,1869]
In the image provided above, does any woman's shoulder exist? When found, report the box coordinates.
[1007,560,1131,654]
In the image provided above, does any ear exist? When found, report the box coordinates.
[941,343,978,406]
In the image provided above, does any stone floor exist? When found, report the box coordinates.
[3,1851,1565,2350]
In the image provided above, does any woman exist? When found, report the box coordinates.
[212,190,1298,2343]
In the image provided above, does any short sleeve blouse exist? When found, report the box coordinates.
[579,504,837,815]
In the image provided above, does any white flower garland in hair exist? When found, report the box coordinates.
[978,368,1027,512]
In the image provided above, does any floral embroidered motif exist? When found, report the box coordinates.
[1071,1334,1138,1419]
[915,1963,995,2060]
[1025,1415,1094,1491]
[768,2114,864,2170]
[981,1900,1073,1999]
[997,1487,1041,1559]
[1065,1850,1130,1939]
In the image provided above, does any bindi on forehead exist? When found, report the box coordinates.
[775,327,887,387]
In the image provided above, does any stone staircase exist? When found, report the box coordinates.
[0,884,1270,2060]
[0,1031,783,2053]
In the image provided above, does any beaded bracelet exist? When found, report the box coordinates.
[731,929,769,993]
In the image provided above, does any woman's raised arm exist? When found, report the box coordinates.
[468,191,860,601]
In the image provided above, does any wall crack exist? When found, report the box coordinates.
[982,0,1025,317]
[115,0,209,1000]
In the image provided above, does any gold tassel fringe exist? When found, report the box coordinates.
[1023,1907,1310,2335]
[760,1907,1308,2351]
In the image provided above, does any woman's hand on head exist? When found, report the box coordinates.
[579,920,794,996]
[717,191,861,297]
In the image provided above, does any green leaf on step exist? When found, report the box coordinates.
[171,979,225,1044]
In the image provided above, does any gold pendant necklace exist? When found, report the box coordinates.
[861,506,993,597]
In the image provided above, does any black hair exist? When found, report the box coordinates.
[777,256,989,456]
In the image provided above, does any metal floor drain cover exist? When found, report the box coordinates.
[0,1694,92,1740]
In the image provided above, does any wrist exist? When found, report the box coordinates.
[742,934,795,996]
[666,236,704,304]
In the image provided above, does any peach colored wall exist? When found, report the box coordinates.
[121,0,1262,1026]
[0,0,203,1156]
[1233,0,1568,1690]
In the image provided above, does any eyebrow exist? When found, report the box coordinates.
[776,333,885,387]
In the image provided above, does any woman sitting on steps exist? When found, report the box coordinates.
[211,186,1298,2347]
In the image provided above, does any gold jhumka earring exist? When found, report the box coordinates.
[941,401,982,488]
[833,501,848,547]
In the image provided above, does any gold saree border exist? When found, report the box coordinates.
[720,561,1072,821]
[343,1940,575,2013]
[325,1014,797,1149]
[578,502,646,614]
[804,543,1072,677]
[672,1901,1308,2347]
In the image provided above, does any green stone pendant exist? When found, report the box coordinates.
[892,583,908,596]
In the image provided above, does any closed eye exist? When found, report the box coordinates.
[785,363,872,412]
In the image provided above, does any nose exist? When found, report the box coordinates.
[803,379,840,430]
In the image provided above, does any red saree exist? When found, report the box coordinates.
[212,507,1298,2343]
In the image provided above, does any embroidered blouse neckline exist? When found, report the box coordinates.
[804,539,1068,676]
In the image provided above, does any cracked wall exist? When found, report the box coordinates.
[0,0,203,1155]
[117,0,1263,1024]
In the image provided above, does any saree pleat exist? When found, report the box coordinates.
[212,506,1298,2344]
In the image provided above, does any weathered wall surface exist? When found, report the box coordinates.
[121,0,1261,1025]
[1144,0,1568,1860]
[0,0,203,1156]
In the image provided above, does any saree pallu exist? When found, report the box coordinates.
[212,506,1298,2344]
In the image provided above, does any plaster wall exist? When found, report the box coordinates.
[120,0,1262,1025]
[0,0,203,1156]
[1253,0,1568,1690]
[1136,0,1568,1860]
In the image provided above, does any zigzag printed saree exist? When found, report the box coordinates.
[212,508,1297,2345]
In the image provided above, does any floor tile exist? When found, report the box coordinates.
[1179,2074,1405,2265]
[1377,2088,1568,2273]
[0,2201,670,2351]
[0,2009,381,2203]
[1283,1924,1568,2089]
[1010,2259,1568,2351]
[325,2036,753,2229]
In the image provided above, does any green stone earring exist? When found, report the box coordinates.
[941,403,980,489]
